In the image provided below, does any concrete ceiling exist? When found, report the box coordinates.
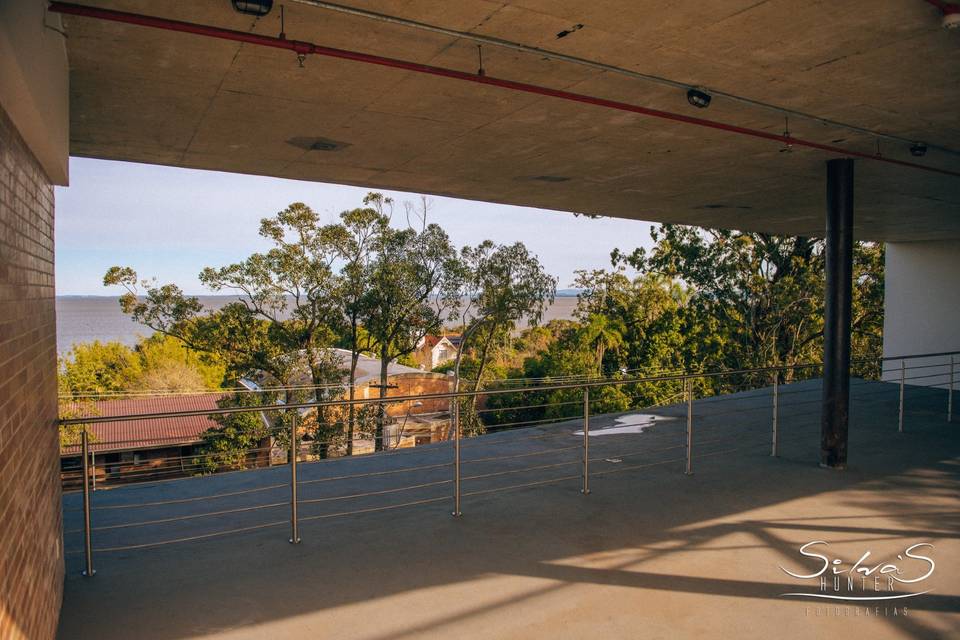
[62,0,960,240]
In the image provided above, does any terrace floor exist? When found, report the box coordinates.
[58,380,960,639]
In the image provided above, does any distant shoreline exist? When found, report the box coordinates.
[56,295,579,356]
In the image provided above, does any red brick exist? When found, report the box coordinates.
[0,104,62,640]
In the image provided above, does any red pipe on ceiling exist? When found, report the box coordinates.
[49,1,960,179]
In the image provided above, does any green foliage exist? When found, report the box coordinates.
[358,195,462,450]
[58,341,142,395]
[97,198,886,451]
[359,198,462,365]
[851,242,885,379]
[612,225,884,386]
[616,226,827,376]
[396,352,420,368]
[194,392,273,473]
[481,226,884,423]
[57,400,99,449]
[456,240,558,390]
[431,361,456,374]
[105,202,346,389]
[58,336,227,396]
[134,334,227,391]
[452,240,558,437]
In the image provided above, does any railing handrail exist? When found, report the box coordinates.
[881,349,960,361]
[57,358,848,426]
[60,344,958,576]
[62,349,958,427]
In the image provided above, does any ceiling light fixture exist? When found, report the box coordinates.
[686,88,711,109]
[231,0,273,16]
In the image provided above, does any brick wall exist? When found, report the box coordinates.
[0,104,63,639]
[359,373,453,416]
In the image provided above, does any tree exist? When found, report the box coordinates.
[104,202,346,394]
[58,341,142,396]
[330,195,390,455]
[194,392,272,473]
[198,201,345,388]
[59,335,227,396]
[133,334,226,391]
[615,224,884,389]
[105,203,353,462]
[359,197,461,450]
[850,241,885,378]
[617,226,825,378]
[57,401,98,448]
[572,267,689,405]
[576,313,625,375]
[453,241,557,433]
[457,241,558,386]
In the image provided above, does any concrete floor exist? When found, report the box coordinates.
[58,380,960,639]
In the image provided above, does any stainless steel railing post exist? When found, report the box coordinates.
[289,413,300,544]
[452,397,461,517]
[80,429,95,577]
[949,355,954,423]
[771,374,779,457]
[685,377,693,475]
[899,359,905,433]
[581,386,590,495]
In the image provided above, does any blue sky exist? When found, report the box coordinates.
[55,158,654,295]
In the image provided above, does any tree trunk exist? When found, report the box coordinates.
[306,353,329,459]
[473,323,496,392]
[375,346,390,452]
[347,348,359,456]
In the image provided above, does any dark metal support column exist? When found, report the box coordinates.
[821,158,854,468]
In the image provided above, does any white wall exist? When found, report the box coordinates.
[0,0,70,185]
[883,240,960,388]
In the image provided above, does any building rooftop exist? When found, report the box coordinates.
[60,394,225,455]
[241,348,434,390]
[58,379,960,639]
[328,348,428,385]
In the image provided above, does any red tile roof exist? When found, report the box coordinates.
[61,394,227,455]
[423,334,462,348]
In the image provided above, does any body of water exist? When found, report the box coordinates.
[56,296,579,356]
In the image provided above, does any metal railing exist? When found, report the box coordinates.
[59,350,958,578]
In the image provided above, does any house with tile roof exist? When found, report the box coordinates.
[413,334,462,371]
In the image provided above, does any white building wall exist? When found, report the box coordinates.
[882,240,960,388]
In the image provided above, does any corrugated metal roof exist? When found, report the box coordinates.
[61,394,225,456]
